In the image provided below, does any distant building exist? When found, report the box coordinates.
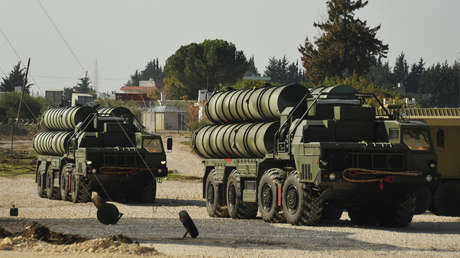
[72,93,95,106]
[142,105,186,132]
[115,92,148,103]
[45,90,63,106]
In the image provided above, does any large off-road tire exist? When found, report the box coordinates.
[60,164,72,201]
[36,162,46,198]
[258,168,286,223]
[431,182,460,216]
[226,170,258,219]
[179,210,199,238]
[378,193,416,228]
[45,168,56,199]
[414,186,432,215]
[348,206,379,226]
[282,171,323,225]
[141,180,157,203]
[321,203,343,223]
[70,175,91,203]
[37,172,46,198]
[205,170,228,218]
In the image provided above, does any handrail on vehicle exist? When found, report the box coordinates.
[273,89,392,155]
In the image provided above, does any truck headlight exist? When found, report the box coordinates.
[158,168,163,174]
[428,162,436,169]
[161,161,166,165]
[425,174,433,182]
[86,161,92,165]
[329,173,336,181]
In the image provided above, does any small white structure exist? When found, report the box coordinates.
[142,105,187,132]
[72,93,94,106]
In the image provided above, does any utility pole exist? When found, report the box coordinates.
[10,58,31,153]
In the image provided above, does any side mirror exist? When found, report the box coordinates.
[167,137,173,151]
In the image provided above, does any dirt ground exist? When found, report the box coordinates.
[1,177,460,257]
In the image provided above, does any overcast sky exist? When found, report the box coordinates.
[0,0,459,94]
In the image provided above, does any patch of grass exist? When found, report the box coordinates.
[166,173,201,182]
[0,150,36,177]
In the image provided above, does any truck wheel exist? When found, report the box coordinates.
[226,170,257,219]
[141,180,157,203]
[60,164,73,201]
[348,206,378,226]
[71,175,91,203]
[45,169,56,199]
[36,162,46,198]
[432,183,460,216]
[378,193,415,227]
[258,168,285,223]
[37,172,46,198]
[282,171,323,226]
[205,170,228,218]
[321,203,343,223]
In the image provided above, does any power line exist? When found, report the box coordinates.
[36,0,85,72]
[0,27,44,94]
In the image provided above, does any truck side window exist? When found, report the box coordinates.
[436,129,444,148]
[144,138,163,153]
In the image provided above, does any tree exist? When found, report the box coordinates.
[0,62,32,94]
[264,56,304,83]
[365,58,394,89]
[406,57,425,93]
[245,56,260,77]
[419,62,459,107]
[74,72,93,93]
[127,58,165,86]
[393,52,409,87]
[0,92,46,122]
[164,39,249,99]
[298,0,388,84]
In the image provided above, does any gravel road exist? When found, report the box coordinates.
[1,177,460,257]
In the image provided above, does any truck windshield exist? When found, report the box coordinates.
[143,138,163,153]
[402,127,431,151]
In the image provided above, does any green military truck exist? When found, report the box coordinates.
[193,84,438,227]
[34,106,169,203]
[378,108,460,216]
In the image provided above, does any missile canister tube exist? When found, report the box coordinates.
[42,106,95,131]
[33,131,72,156]
[205,84,309,123]
[97,107,133,118]
[193,122,279,158]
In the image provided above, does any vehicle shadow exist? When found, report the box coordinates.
[115,198,205,208]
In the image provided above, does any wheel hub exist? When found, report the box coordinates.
[261,184,273,209]
[286,185,298,211]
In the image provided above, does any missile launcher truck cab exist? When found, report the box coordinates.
[34,106,170,203]
[377,107,460,217]
[194,84,437,227]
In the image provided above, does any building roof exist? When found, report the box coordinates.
[120,86,157,92]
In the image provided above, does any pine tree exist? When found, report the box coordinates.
[298,0,388,84]
[393,52,409,87]
[74,72,92,93]
[245,56,260,77]
[0,62,31,93]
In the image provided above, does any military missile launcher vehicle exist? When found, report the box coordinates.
[33,106,169,203]
[377,107,460,216]
[193,84,438,227]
